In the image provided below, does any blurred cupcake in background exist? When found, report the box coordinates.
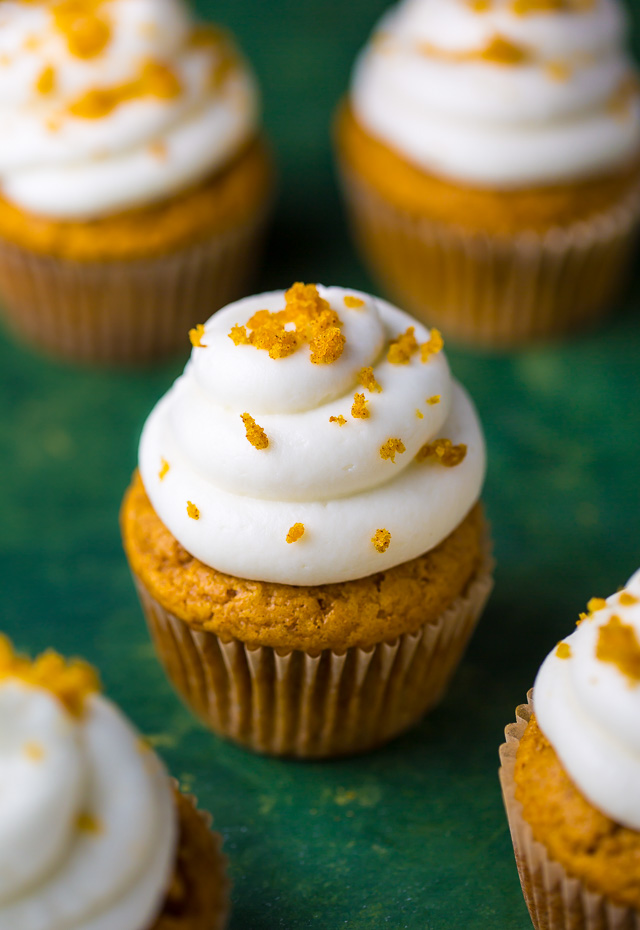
[0,636,229,929]
[500,570,640,929]
[335,0,640,347]
[0,0,272,363]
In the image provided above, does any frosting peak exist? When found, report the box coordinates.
[535,568,640,829]
[351,0,640,186]
[138,285,485,585]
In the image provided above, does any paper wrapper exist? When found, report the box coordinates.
[0,206,268,364]
[499,694,640,930]
[339,167,640,348]
[157,784,230,930]
[133,539,493,759]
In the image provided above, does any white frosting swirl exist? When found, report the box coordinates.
[0,0,258,218]
[139,286,485,586]
[351,0,640,186]
[0,681,177,930]
[534,568,640,830]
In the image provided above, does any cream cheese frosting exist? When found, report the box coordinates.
[0,650,177,930]
[534,568,640,830]
[138,285,486,586]
[0,0,259,218]
[351,0,640,187]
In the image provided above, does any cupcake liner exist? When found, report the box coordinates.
[0,205,269,364]
[339,167,640,348]
[133,536,493,759]
[499,694,640,930]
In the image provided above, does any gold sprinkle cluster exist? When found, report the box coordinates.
[596,615,640,683]
[286,523,305,544]
[351,393,369,420]
[241,412,269,450]
[379,438,406,463]
[372,529,391,554]
[415,439,467,467]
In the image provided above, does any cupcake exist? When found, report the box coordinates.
[121,282,494,758]
[335,0,640,347]
[0,0,272,363]
[0,636,229,929]
[500,569,640,930]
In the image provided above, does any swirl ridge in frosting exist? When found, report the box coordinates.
[138,285,485,586]
[534,568,640,830]
[351,0,640,186]
[0,0,259,218]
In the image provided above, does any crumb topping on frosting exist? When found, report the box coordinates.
[427,395,441,405]
[420,330,444,363]
[419,35,530,66]
[596,615,640,683]
[344,295,365,308]
[511,0,595,14]
[620,592,640,606]
[587,597,607,614]
[416,438,468,467]
[76,812,103,834]
[286,523,305,544]
[158,458,170,481]
[351,393,370,419]
[0,636,99,718]
[329,415,347,426]
[53,0,112,60]
[387,326,418,365]
[555,642,572,659]
[416,409,424,419]
[241,412,269,449]
[359,366,382,393]
[189,323,207,348]
[228,283,346,364]
[36,64,56,95]
[379,438,406,463]
[68,59,182,120]
[371,528,391,553]
[186,500,200,520]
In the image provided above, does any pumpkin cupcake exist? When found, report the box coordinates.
[500,569,640,930]
[0,0,272,363]
[335,0,640,347]
[121,283,494,758]
[0,635,229,929]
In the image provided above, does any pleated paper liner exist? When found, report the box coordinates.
[339,167,640,349]
[134,536,493,759]
[499,694,640,930]
[0,205,269,365]
[159,784,230,930]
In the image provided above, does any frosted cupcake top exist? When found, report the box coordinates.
[139,283,485,586]
[535,568,640,830]
[351,0,640,187]
[0,0,258,218]
[0,638,177,930]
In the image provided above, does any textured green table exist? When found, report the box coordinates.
[1,2,640,927]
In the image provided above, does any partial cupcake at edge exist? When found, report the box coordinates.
[0,0,272,363]
[500,570,640,930]
[121,282,494,758]
[335,0,640,347]
[0,636,229,930]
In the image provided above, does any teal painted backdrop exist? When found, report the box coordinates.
[1,1,640,927]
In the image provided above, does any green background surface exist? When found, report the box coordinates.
[1,2,640,927]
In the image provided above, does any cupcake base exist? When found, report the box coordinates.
[133,537,493,759]
[156,786,229,930]
[499,695,640,930]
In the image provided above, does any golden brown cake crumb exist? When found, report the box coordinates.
[379,438,406,463]
[186,502,200,521]
[121,472,486,652]
[420,330,444,363]
[286,523,305,544]
[596,615,640,683]
[620,592,639,606]
[416,409,424,419]
[427,395,441,405]
[36,64,56,95]
[159,459,170,481]
[514,715,640,910]
[372,528,391,553]
[344,295,364,308]
[359,366,382,392]
[416,438,468,467]
[387,326,418,364]
[240,413,268,450]
[329,415,347,426]
[188,324,206,348]
[555,642,572,659]
[587,596,607,613]
[351,393,369,419]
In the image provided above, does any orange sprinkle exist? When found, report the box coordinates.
[189,324,207,348]
[53,0,112,59]
[351,393,369,420]
[416,438,467,467]
[227,283,345,364]
[420,330,444,363]
[416,409,424,420]
[372,529,391,554]
[36,65,56,95]
[379,438,406,463]
[387,327,418,365]
[23,741,45,761]
[344,295,364,309]
[68,59,181,120]
[596,615,640,683]
[329,415,347,426]
[76,812,103,834]
[241,412,269,450]
[427,395,441,405]
[158,458,170,481]
[286,523,305,544]
[555,642,572,660]
[587,597,607,614]
[620,592,639,606]
[186,501,200,520]
[0,636,99,718]
[420,35,530,66]
[359,367,382,393]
